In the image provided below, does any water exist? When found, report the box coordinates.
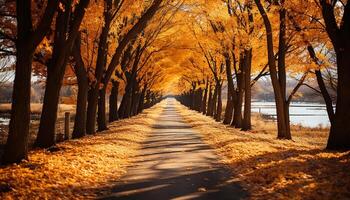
[0,117,10,125]
[0,102,331,128]
[252,102,330,128]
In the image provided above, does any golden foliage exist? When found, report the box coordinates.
[178,102,350,200]
[0,103,163,199]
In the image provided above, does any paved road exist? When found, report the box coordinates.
[101,98,248,200]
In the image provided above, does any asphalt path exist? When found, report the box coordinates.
[100,98,248,200]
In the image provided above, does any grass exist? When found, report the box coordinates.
[0,102,163,199]
[177,102,350,200]
[0,103,76,116]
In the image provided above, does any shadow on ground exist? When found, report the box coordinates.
[98,102,249,199]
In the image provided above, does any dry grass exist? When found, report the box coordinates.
[0,102,163,199]
[0,103,76,115]
[177,102,350,200]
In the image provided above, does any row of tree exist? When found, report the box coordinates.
[0,0,177,164]
[176,0,349,150]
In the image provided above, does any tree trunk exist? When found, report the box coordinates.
[119,81,132,118]
[2,47,33,163]
[2,0,58,164]
[255,0,290,139]
[36,69,65,147]
[36,0,90,147]
[72,78,88,138]
[315,70,335,124]
[86,0,112,134]
[223,54,234,124]
[72,33,88,139]
[138,85,147,114]
[327,45,350,149]
[86,88,98,134]
[318,0,350,149]
[97,88,108,131]
[232,54,244,128]
[109,80,119,122]
[207,85,213,116]
[276,4,291,139]
[242,48,252,131]
[211,84,218,117]
[197,88,203,112]
[202,80,208,114]
[215,83,222,122]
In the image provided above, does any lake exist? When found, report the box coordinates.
[252,102,330,128]
[0,116,9,126]
[0,102,331,128]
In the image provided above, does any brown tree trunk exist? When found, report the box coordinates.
[97,88,108,131]
[327,52,350,149]
[119,80,132,118]
[215,82,222,122]
[86,0,113,134]
[207,84,213,116]
[36,0,90,147]
[315,70,335,124]
[232,54,244,128]
[255,0,290,139]
[137,85,147,114]
[3,0,58,164]
[242,48,252,131]
[211,84,218,117]
[72,34,88,138]
[202,79,208,114]
[277,4,291,139]
[3,47,33,163]
[36,69,65,147]
[318,0,350,149]
[109,80,119,122]
[72,78,88,138]
[86,88,99,134]
[223,54,234,124]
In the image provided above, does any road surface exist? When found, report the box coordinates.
[101,98,248,200]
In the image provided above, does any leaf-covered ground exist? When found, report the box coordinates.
[0,103,163,200]
[177,102,350,200]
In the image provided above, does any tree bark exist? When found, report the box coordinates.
[277,4,291,139]
[215,82,222,122]
[232,54,244,128]
[3,47,33,163]
[137,85,147,114]
[86,0,113,135]
[242,48,252,131]
[319,0,350,149]
[211,84,218,118]
[36,0,90,148]
[109,80,119,122]
[207,84,213,116]
[72,33,88,138]
[3,0,58,164]
[315,70,335,124]
[255,0,290,139]
[97,88,108,131]
[223,54,234,124]
[202,79,208,114]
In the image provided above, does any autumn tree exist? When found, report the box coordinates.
[318,0,350,149]
[2,1,59,164]
[35,0,90,148]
